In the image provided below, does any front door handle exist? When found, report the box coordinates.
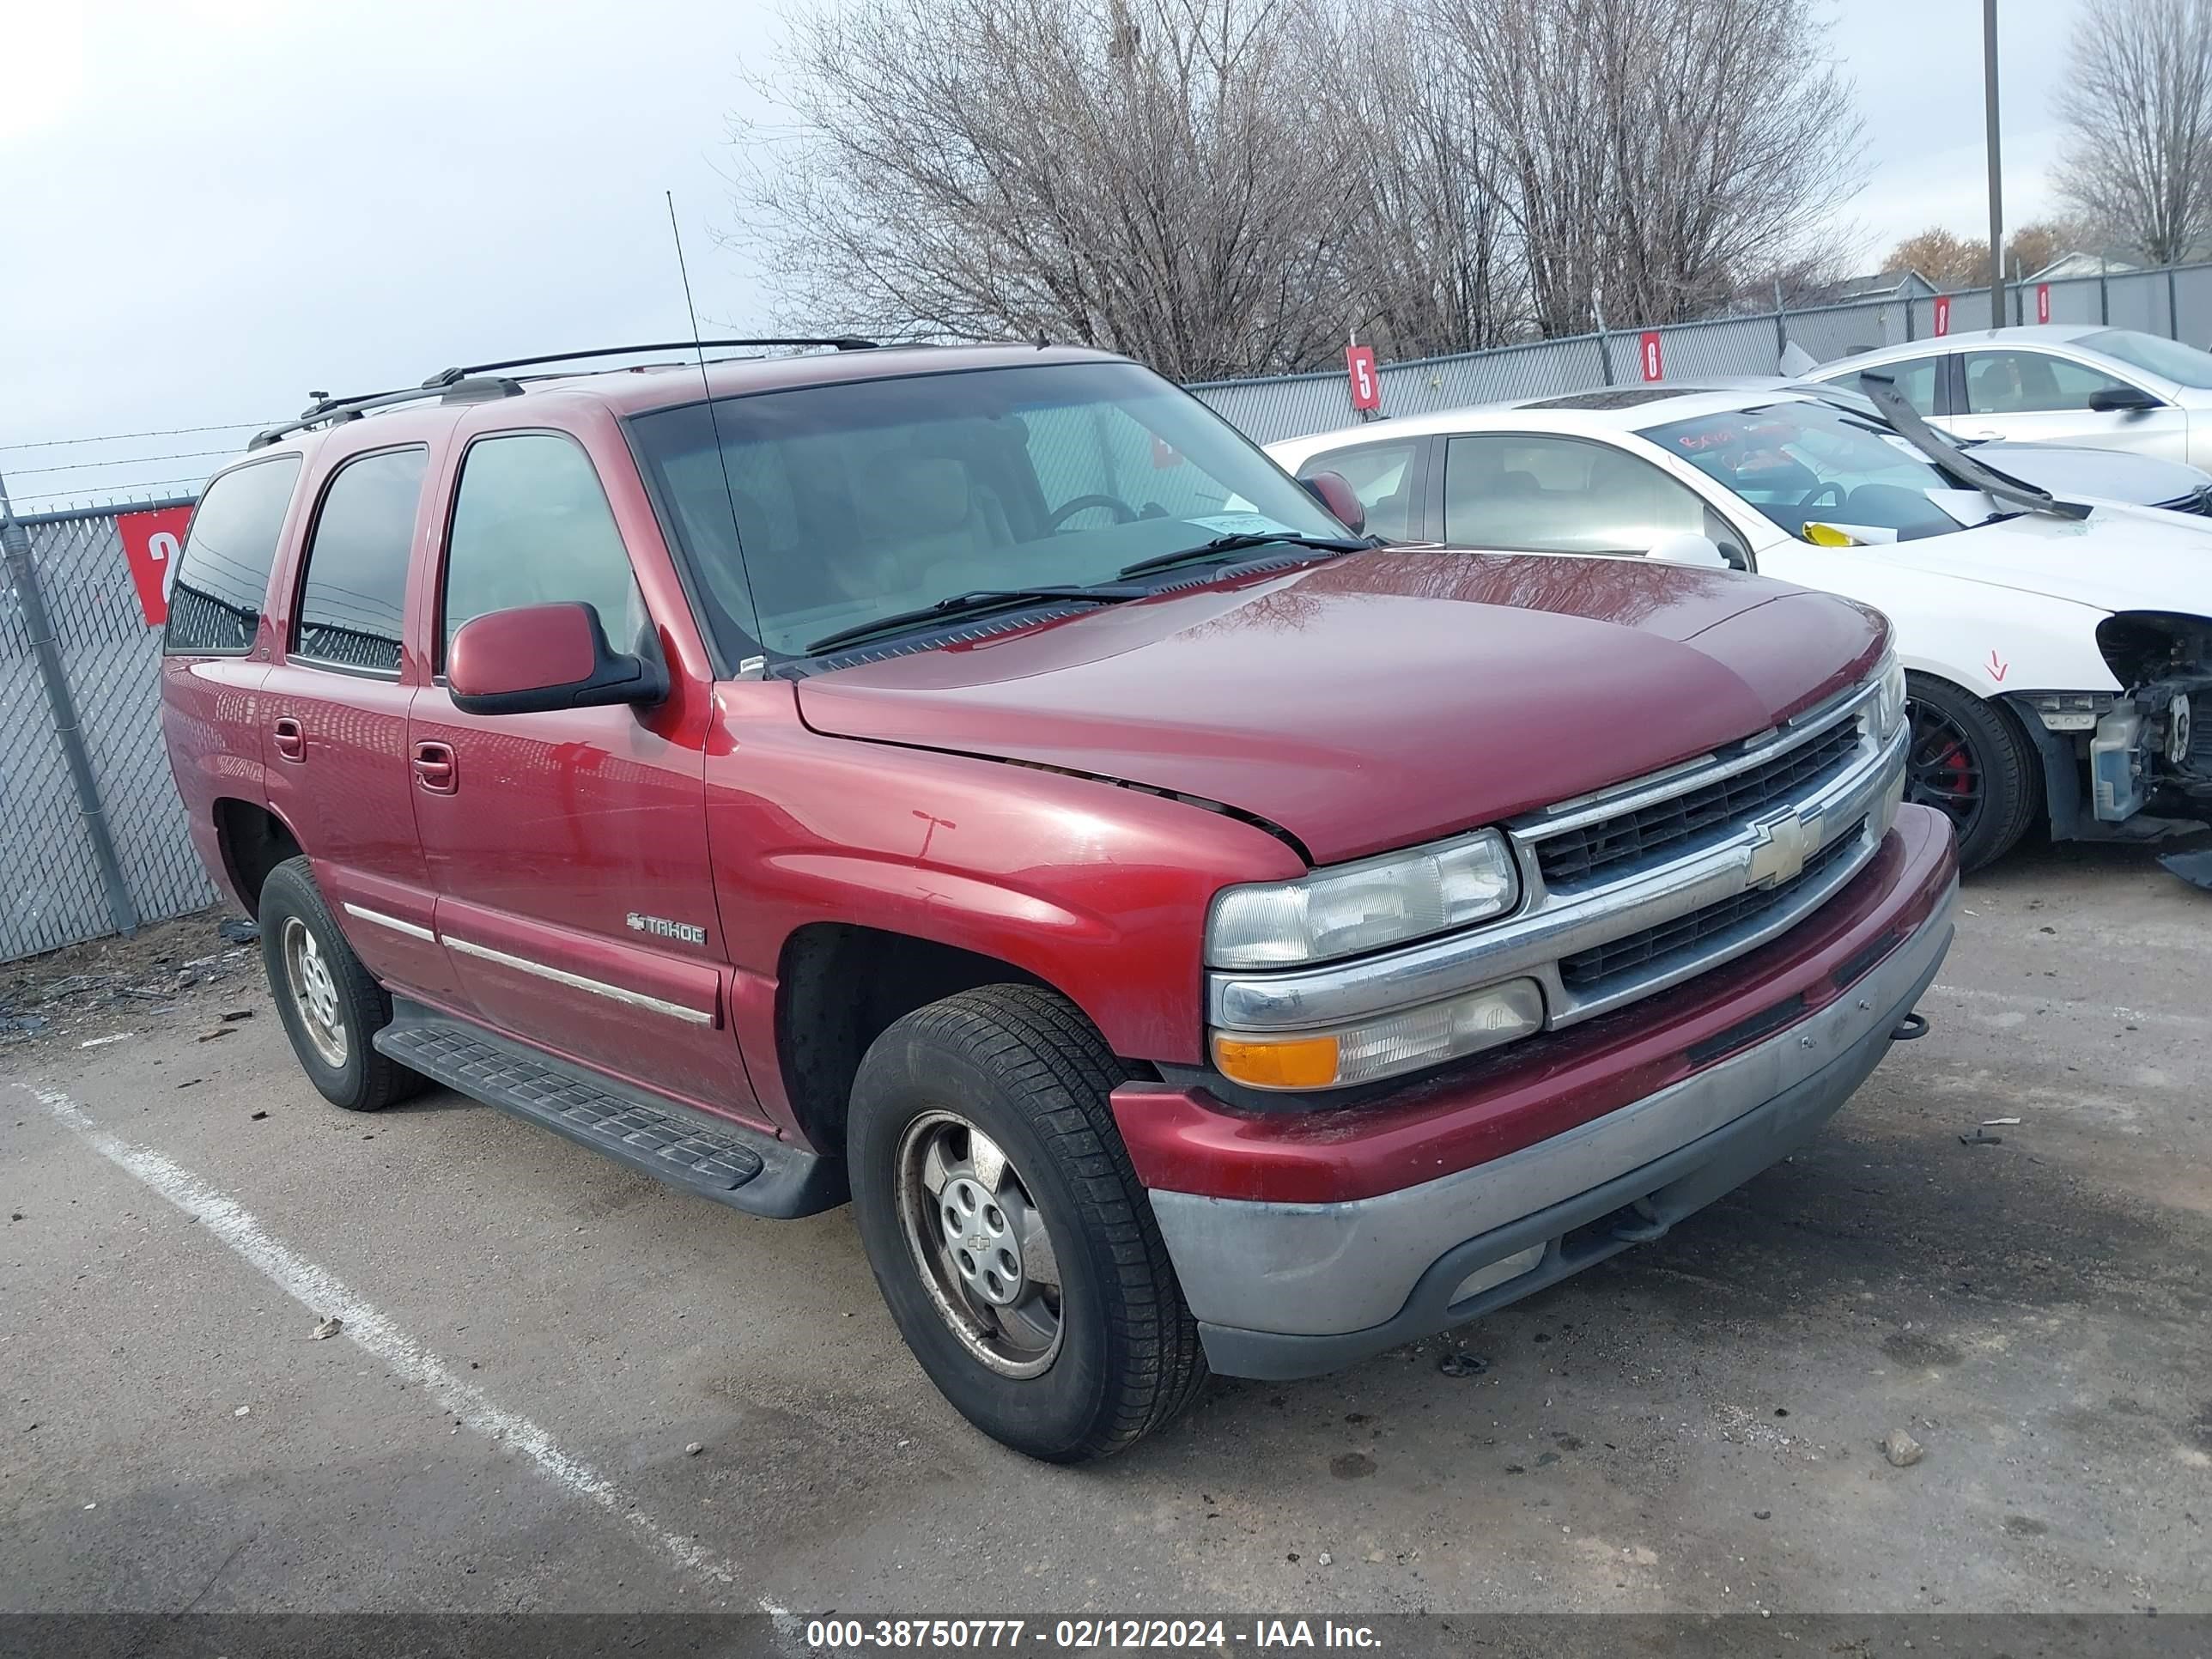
[412,740,458,794]
[271,716,305,762]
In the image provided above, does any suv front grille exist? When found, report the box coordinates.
[1558,826,1863,988]
[1537,719,1863,888]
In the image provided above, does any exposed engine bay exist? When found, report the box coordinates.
[2088,611,2212,822]
[2012,611,2212,887]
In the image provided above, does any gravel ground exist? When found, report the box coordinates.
[2,843,2207,1622]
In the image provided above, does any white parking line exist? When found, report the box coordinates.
[1929,982,2211,1033]
[23,1084,798,1634]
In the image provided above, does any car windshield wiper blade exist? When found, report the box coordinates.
[1117,532,1374,580]
[805,586,1145,655]
[1856,374,2093,521]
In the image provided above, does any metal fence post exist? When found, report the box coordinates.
[0,471,140,937]
[1773,281,1788,368]
[1591,299,1614,386]
[2168,264,2181,338]
[2099,257,2110,325]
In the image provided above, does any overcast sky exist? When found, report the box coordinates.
[0,0,2076,508]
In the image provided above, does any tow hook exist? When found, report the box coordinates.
[1611,1200,1673,1244]
[1890,1012,1929,1042]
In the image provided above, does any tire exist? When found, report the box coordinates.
[1905,672,2041,872]
[258,856,424,1113]
[848,984,1207,1463]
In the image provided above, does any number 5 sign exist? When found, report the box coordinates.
[117,504,194,628]
[1345,343,1380,412]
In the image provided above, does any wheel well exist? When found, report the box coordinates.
[774,924,1054,1159]
[214,799,302,917]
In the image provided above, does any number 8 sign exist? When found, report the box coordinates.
[117,504,195,629]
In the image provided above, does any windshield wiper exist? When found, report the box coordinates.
[805,586,1146,655]
[1856,374,2092,521]
[1117,532,1374,580]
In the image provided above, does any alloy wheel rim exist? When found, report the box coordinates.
[1905,699,1985,840]
[282,916,348,1069]
[893,1109,1064,1379]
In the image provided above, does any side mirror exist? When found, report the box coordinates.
[447,602,667,717]
[2087,386,2162,414]
[1299,471,1366,535]
[1646,532,1735,570]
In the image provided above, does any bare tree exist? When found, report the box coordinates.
[1330,13,1526,356]
[1425,0,1863,333]
[2055,0,2212,265]
[730,0,1361,379]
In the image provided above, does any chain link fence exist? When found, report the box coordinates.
[1194,258,2212,443]
[7,256,2212,960]
[2,500,216,961]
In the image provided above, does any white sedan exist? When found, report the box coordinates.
[1267,386,2212,872]
[1807,324,2212,466]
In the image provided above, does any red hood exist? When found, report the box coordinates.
[793,550,1887,863]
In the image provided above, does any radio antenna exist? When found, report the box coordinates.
[665,190,766,664]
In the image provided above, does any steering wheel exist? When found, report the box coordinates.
[1048,493,1138,529]
[1796,482,1847,514]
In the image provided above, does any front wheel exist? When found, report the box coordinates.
[1905,673,2040,871]
[848,985,1207,1462]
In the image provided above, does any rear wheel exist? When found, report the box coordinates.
[258,857,424,1112]
[848,984,1207,1462]
[1905,673,2039,871]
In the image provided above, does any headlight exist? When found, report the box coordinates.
[1206,830,1519,969]
[1869,649,1907,744]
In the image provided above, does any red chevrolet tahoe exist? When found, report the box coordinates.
[160,340,1955,1462]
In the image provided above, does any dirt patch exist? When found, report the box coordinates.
[0,908,257,1056]
[1881,1330,1963,1368]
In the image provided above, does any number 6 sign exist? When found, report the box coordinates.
[117,504,195,629]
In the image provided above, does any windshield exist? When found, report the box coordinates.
[626,360,1343,658]
[2079,328,2212,388]
[1640,400,1978,542]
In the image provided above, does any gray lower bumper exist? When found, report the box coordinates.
[1152,883,1955,1381]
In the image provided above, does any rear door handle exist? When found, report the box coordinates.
[271,716,305,762]
[412,740,458,794]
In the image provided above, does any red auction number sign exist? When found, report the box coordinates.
[117,504,193,628]
[2036,283,2051,325]
[1638,331,1664,382]
[1933,294,1952,337]
[1345,343,1380,411]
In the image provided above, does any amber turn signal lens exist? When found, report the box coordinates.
[1212,1032,1340,1090]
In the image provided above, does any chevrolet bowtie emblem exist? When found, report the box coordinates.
[1747,807,1818,888]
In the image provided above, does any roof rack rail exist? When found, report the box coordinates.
[246,375,527,450]
[246,338,876,450]
[419,337,878,386]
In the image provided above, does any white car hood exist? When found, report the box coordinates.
[1863,499,2212,617]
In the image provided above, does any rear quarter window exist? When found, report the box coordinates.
[161,455,303,655]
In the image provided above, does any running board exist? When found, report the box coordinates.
[374,1000,845,1218]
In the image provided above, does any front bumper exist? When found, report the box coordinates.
[1121,805,1956,1380]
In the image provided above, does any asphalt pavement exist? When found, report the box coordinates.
[3,837,2207,1620]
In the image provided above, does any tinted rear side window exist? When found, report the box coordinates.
[162,455,302,654]
[294,447,428,674]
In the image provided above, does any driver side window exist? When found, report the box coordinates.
[1442,434,1712,556]
[1297,441,1419,541]
[1963,350,2132,415]
[441,434,647,664]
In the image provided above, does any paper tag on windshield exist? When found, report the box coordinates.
[1184,514,1298,538]
[1922,488,1999,527]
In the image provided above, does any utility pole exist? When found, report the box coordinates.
[0,468,140,937]
[1984,0,2005,326]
